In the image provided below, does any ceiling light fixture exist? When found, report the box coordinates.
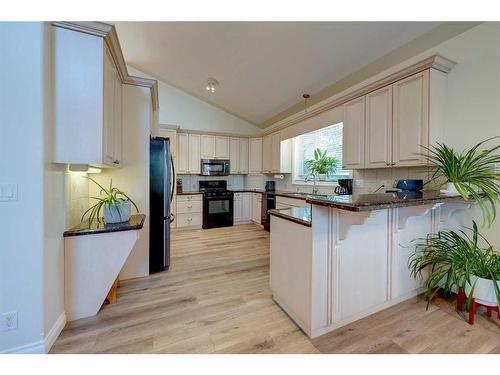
[206,77,219,93]
[302,93,310,113]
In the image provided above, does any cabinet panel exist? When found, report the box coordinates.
[280,138,292,174]
[234,195,243,222]
[271,133,281,173]
[188,134,201,174]
[103,48,115,165]
[239,138,249,174]
[249,138,262,174]
[242,193,252,221]
[112,70,123,166]
[215,136,230,159]
[177,134,189,174]
[262,135,272,173]
[342,97,365,169]
[230,137,240,174]
[201,135,215,159]
[158,129,177,158]
[365,86,392,169]
[392,70,429,167]
[252,193,262,224]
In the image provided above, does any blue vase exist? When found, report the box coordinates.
[103,201,132,224]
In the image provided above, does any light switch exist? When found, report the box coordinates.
[0,184,18,202]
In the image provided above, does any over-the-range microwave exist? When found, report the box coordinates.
[200,159,230,176]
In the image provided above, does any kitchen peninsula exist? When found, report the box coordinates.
[269,192,477,338]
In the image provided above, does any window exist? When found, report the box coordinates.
[293,122,351,183]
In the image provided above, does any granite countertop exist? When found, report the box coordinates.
[64,214,146,237]
[176,191,203,195]
[306,191,469,212]
[269,206,312,227]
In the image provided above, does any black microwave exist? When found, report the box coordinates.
[200,159,230,176]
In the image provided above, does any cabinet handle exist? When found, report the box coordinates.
[391,163,396,166]
[113,160,120,165]
[187,205,192,209]
[386,162,391,166]
[187,218,192,222]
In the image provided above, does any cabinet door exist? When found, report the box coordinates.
[279,138,292,173]
[271,133,281,173]
[233,194,243,222]
[242,193,252,221]
[230,137,240,174]
[262,135,272,173]
[188,134,201,174]
[239,138,249,174]
[392,70,429,167]
[252,193,262,224]
[200,135,215,159]
[103,48,115,165]
[113,70,123,167]
[215,136,230,159]
[177,134,189,174]
[365,86,392,169]
[342,96,365,169]
[249,138,262,174]
[159,129,177,158]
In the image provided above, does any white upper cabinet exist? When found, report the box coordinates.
[177,133,189,174]
[342,96,366,169]
[201,135,216,159]
[279,138,292,174]
[262,134,272,173]
[188,134,201,174]
[392,70,429,167]
[53,27,123,167]
[271,133,281,173]
[365,86,392,168]
[249,138,263,174]
[229,137,240,174]
[239,138,249,174]
[215,136,230,159]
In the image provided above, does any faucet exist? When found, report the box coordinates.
[304,174,319,194]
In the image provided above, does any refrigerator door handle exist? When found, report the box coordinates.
[169,154,175,222]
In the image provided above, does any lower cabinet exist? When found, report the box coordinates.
[176,194,202,228]
[252,193,262,224]
[234,193,252,224]
[275,196,310,210]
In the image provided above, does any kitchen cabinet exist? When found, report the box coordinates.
[252,193,262,224]
[176,194,202,228]
[342,96,365,169]
[215,136,230,159]
[275,196,309,210]
[364,86,392,168]
[262,133,291,174]
[188,134,201,174]
[234,193,252,224]
[53,27,123,167]
[229,138,249,174]
[201,135,216,159]
[249,138,263,174]
[271,133,281,173]
[158,129,177,158]
[177,134,189,174]
[262,135,272,173]
[234,193,243,222]
[392,70,429,167]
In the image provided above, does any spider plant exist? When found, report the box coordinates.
[81,177,139,224]
[306,148,338,177]
[409,221,500,309]
[420,137,500,227]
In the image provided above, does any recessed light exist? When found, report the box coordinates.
[206,77,219,93]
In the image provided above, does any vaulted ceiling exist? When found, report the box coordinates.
[115,22,443,127]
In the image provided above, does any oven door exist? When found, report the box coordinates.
[200,159,230,176]
[203,196,234,229]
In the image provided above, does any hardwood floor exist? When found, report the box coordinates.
[50,224,500,354]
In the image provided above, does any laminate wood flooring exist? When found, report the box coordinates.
[50,224,500,354]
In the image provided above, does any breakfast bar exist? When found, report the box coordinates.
[269,192,478,338]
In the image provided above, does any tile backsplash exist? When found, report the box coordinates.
[65,171,90,227]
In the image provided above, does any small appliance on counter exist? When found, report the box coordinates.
[176,178,183,194]
[334,178,353,195]
[265,180,276,192]
[393,179,423,192]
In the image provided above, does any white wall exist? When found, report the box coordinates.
[90,85,152,280]
[128,66,262,135]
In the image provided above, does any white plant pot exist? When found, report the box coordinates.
[465,275,500,307]
[103,201,132,224]
[445,182,461,195]
[318,174,327,181]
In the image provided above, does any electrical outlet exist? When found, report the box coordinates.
[355,179,364,188]
[1,311,18,331]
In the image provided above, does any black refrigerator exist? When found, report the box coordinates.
[149,137,175,273]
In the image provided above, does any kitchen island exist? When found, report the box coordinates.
[269,192,477,338]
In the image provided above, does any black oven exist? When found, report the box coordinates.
[200,180,234,229]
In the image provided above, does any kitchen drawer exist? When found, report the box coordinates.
[176,212,202,228]
[234,192,243,200]
[177,194,202,202]
[252,192,262,201]
[177,199,202,214]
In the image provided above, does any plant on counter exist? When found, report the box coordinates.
[420,137,500,226]
[305,148,338,180]
[81,177,139,224]
[409,221,500,309]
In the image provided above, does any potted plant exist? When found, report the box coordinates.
[81,177,139,224]
[420,137,500,226]
[409,221,500,309]
[306,148,338,182]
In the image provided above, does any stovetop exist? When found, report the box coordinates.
[199,180,232,197]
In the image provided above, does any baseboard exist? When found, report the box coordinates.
[0,340,45,354]
[44,312,66,353]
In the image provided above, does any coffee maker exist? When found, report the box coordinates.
[265,181,275,192]
[334,179,353,195]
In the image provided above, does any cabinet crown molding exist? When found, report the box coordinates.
[262,54,456,136]
[52,21,159,111]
